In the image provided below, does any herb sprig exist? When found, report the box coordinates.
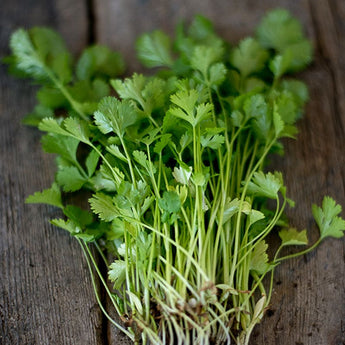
[8,9,345,345]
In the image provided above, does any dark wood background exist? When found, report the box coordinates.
[1,0,344,344]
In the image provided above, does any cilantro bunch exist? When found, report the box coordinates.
[8,9,345,345]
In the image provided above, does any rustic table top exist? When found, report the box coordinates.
[1,1,345,344]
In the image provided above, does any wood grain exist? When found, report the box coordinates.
[253,1,345,344]
[1,0,345,344]
[0,1,104,345]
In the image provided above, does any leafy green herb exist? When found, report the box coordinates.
[25,182,63,209]
[313,196,345,239]
[279,228,308,246]
[8,8,344,345]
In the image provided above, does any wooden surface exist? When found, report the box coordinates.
[1,0,344,344]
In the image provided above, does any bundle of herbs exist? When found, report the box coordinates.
[7,8,345,345]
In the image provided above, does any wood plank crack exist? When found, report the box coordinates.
[86,0,96,44]
[308,0,345,193]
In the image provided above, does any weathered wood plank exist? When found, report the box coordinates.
[253,1,345,344]
[254,49,345,344]
[3,0,344,344]
[94,0,313,72]
[0,1,105,344]
[94,0,345,344]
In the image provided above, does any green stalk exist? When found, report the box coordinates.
[229,140,274,284]
[77,239,134,340]
[42,66,88,121]
[119,136,137,187]
[276,238,322,262]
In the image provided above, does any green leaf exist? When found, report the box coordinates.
[217,284,239,302]
[9,27,72,82]
[221,198,251,225]
[170,89,199,116]
[57,208,102,241]
[231,110,244,127]
[136,30,174,68]
[133,150,156,175]
[41,133,79,165]
[243,94,268,119]
[244,77,266,93]
[127,291,144,315]
[26,182,63,209]
[273,103,285,137]
[246,171,283,199]
[172,166,192,185]
[248,209,265,226]
[94,97,137,138]
[283,40,313,72]
[89,193,118,222]
[51,218,77,235]
[56,166,87,192]
[279,228,308,246]
[37,86,67,108]
[230,37,269,77]
[140,127,161,146]
[9,28,47,79]
[22,104,54,127]
[252,295,266,322]
[111,73,146,105]
[195,103,213,126]
[174,78,208,101]
[222,198,241,224]
[168,106,193,126]
[76,45,125,80]
[106,144,127,162]
[257,9,305,51]
[179,131,193,153]
[269,53,292,78]
[153,133,171,155]
[280,79,309,107]
[63,205,93,228]
[200,133,225,150]
[258,9,313,75]
[39,117,69,136]
[243,94,271,138]
[141,196,155,216]
[108,219,125,240]
[50,51,72,83]
[68,79,110,106]
[117,181,142,206]
[312,196,345,240]
[274,90,298,125]
[93,109,112,134]
[159,191,181,214]
[193,172,206,187]
[91,171,116,192]
[191,43,224,76]
[63,117,91,144]
[94,162,124,190]
[74,232,97,242]
[208,63,227,85]
[108,260,127,289]
[175,15,221,61]
[188,15,216,41]
[137,232,156,262]
[85,149,100,177]
[249,240,270,274]
[30,27,71,75]
[141,77,167,113]
[169,90,212,127]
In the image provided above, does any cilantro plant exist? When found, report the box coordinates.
[8,9,345,345]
